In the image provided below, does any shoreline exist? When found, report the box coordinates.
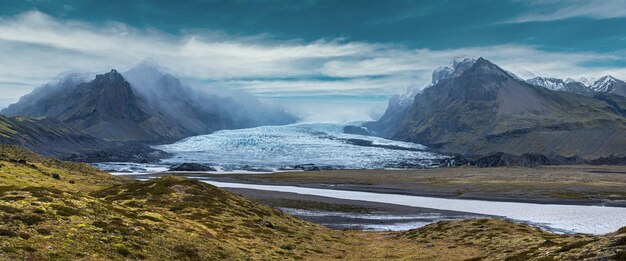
[126,165,626,208]
[199,179,626,234]
[118,165,626,234]
[223,187,486,231]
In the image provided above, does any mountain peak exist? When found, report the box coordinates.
[462,57,509,78]
[472,57,495,68]
[431,57,477,84]
[597,75,618,83]
[590,75,626,94]
[94,69,126,84]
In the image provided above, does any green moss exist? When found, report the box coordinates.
[14,214,44,226]
[615,250,626,261]
[173,245,201,261]
[612,236,626,247]
[35,228,51,235]
[52,204,80,216]
[0,204,22,213]
[0,228,16,237]
[114,245,132,257]
[138,215,161,222]
[558,240,595,252]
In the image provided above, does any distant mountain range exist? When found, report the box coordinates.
[366,58,626,160]
[526,75,626,97]
[2,62,296,142]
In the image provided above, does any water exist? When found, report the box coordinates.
[278,208,482,231]
[203,180,626,235]
[91,162,169,175]
[153,123,446,171]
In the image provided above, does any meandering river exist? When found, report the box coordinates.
[202,180,626,235]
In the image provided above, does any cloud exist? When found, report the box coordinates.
[509,0,626,23]
[1,10,626,121]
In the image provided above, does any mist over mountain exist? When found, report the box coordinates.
[1,61,297,142]
[367,58,626,159]
[123,61,297,132]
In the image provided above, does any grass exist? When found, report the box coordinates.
[0,145,625,260]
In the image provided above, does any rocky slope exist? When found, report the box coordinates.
[0,115,167,162]
[0,145,624,260]
[367,58,626,159]
[0,115,106,157]
[2,63,296,142]
[2,70,180,142]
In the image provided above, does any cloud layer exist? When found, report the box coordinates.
[1,10,626,122]
[510,0,626,23]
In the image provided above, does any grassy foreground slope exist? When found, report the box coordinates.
[0,145,625,260]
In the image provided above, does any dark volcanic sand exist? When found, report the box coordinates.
[139,165,626,207]
[125,166,626,230]
[225,187,485,231]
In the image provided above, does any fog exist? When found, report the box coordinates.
[121,60,298,133]
[1,60,385,127]
[1,72,90,117]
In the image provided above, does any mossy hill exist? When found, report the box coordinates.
[0,145,624,260]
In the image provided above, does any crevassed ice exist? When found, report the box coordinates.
[155,123,445,169]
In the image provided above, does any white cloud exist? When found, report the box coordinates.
[1,10,626,121]
[509,0,626,23]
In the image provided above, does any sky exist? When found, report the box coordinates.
[1,0,626,122]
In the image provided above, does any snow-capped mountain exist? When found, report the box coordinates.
[577,77,596,87]
[526,75,626,97]
[526,77,566,91]
[432,57,477,84]
[590,76,626,96]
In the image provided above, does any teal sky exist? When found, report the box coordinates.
[2,0,626,53]
[1,0,626,121]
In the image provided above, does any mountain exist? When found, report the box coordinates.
[0,114,167,162]
[0,114,108,157]
[366,58,626,159]
[525,77,593,96]
[122,61,296,134]
[2,62,297,142]
[590,75,626,96]
[526,75,626,97]
[374,58,478,138]
[2,70,181,141]
[525,77,565,91]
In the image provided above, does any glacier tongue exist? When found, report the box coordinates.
[156,123,446,170]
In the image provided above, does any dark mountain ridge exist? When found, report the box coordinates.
[0,114,165,162]
[2,63,297,143]
[3,70,181,141]
[367,58,626,160]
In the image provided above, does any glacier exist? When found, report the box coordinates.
[155,123,447,171]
